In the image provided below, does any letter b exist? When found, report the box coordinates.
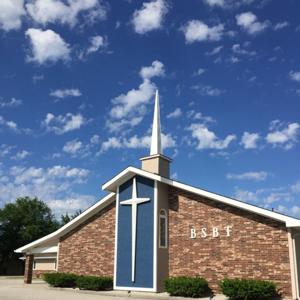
[190,228,196,239]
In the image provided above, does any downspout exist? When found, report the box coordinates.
[288,229,299,299]
[293,232,300,299]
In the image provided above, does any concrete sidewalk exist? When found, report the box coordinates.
[0,278,227,300]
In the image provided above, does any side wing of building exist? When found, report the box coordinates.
[58,201,115,276]
[168,185,292,297]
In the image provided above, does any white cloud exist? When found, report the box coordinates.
[100,137,123,153]
[191,85,223,96]
[274,21,289,31]
[99,133,176,153]
[0,144,14,158]
[264,192,293,205]
[193,68,206,76]
[187,111,216,123]
[187,123,236,150]
[139,60,165,80]
[110,80,155,120]
[290,71,300,82]
[11,150,31,160]
[167,108,182,119]
[227,171,268,181]
[203,0,225,6]
[0,115,29,134]
[0,0,25,31]
[291,180,300,194]
[42,112,86,135]
[266,121,300,149]
[230,56,240,64]
[0,164,93,216]
[47,195,95,216]
[79,35,107,59]
[234,189,258,203]
[182,20,224,43]
[25,28,70,64]
[87,35,106,54]
[0,98,22,108]
[106,117,143,134]
[62,138,92,158]
[203,0,256,8]
[108,60,165,133]
[205,45,223,56]
[33,74,44,83]
[234,179,300,218]
[132,0,168,34]
[241,132,260,149]
[63,139,83,155]
[232,44,256,56]
[292,206,300,214]
[90,134,100,145]
[50,88,82,99]
[26,0,107,27]
[236,12,269,34]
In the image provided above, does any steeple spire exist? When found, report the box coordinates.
[140,89,171,178]
[150,90,162,155]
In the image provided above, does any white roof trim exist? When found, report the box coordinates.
[30,246,58,254]
[102,167,300,228]
[15,192,115,253]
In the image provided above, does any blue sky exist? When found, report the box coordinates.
[0,0,300,218]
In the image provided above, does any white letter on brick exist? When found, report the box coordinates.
[200,228,207,238]
[225,226,232,237]
[212,227,219,238]
[190,228,196,239]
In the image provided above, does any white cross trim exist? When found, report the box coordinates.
[120,177,150,282]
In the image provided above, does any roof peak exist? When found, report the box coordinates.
[150,90,162,156]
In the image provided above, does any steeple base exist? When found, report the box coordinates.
[140,154,171,178]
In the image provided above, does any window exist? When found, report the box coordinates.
[159,209,167,248]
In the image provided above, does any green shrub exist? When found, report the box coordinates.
[76,275,113,291]
[164,276,209,298]
[43,273,78,288]
[220,278,277,300]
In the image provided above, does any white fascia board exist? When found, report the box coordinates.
[30,246,58,254]
[15,193,115,253]
[32,256,57,260]
[168,179,300,227]
[102,167,300,228]
[102,167,162,192]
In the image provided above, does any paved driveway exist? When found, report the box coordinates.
[0,278,156,300]
[0,278,225,300]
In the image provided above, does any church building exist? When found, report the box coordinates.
[16,91,300,299]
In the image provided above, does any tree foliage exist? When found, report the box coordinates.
[0,197,59,264]
[60,210,82,226]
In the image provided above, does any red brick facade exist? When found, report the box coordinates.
[58,202,115,276]
[53,184,293,297]
[24,254,34,284]
[33,269,56,278]
[168,186,292,297]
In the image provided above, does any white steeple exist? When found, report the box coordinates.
[140,89,171,178]
[150,90,162,155]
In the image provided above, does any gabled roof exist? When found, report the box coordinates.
[15,193,115,253]
[102,166,300,228]
[15,166,300,254]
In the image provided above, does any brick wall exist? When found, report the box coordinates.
[24,254,33,284]
[58,202,115,276]
[33,269,56,278]
[168,187,292,297]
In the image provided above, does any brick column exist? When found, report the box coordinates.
[24,254,34,284]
